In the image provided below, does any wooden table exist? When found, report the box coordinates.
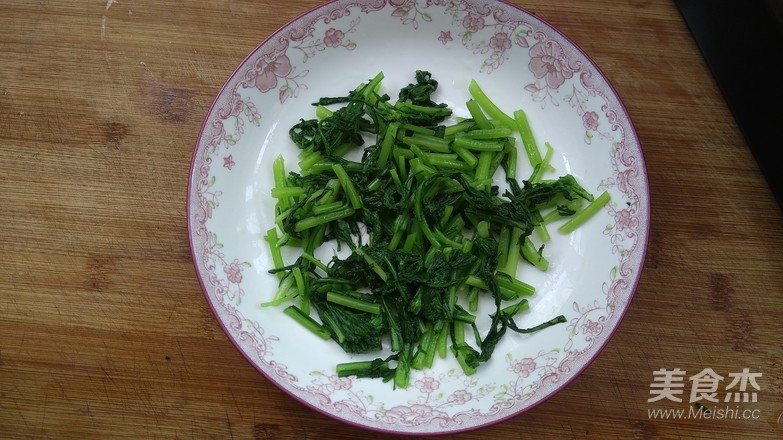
[2,1,781,438]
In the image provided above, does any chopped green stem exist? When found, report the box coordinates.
[292,266,309,314]
[409,144,426,158]
[424,152,459,161]
[463,127,513,139]
[453,321,466,345]
[451,344,477,376]
[394,147,415,159]
[402,220,421,252]
[453,136,505,152]
[294,206,355,232]
[468,286,480,312]
[316,180,340,205]
[503,227,524,277]
[327,292,381,314]
[535,223,551,243]
[399,123,437,136]
[465,275,519,300]
[496,272,536,296]
[274,272,296,300]
[497,226,511,269]
[335,360,391,378]
[301,251,329,273]
[468,79,516,129]
[444,120,476,137]
[271,186,305,199]
[378,122,399,168]
[410,157,437,177]
[394,150,408,181]
[488,146,507,179]
[260,288,298,307]
[394,344,413,389]
[315,105,333,119]
[305,224,327,254]
[438,205,455,228]
[283,305,331,339]
[298,151,322,174]
[353,247,389,282]
[388,212,409,251]
[367,178,382,192]
[424,155,472,172]
[332,163,363,209]
[273,154,287,183]
[465,99,492,130]
[543,198,585,223]
[559,191,611,233]
[505,142,517,181]
[273,155,291,211]
[454,308,476,324]
[529,141,555,183]
[402,133,451,153]
[412,328,437,370]
[307,160,339,175]
[514,109,542,168]
[521,237,549,271]
[311,200,346,216]
[319,309,347,344]
[362,72,385,101]
[437,324,449,359]
[475,151,493,182]
[264,228,286,281]
[451,144,478,168]
[501,299,529,317]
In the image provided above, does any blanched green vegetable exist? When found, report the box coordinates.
[264,71,608,388]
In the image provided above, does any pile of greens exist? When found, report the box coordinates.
[263,71,610,388]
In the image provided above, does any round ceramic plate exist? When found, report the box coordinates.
[188,0,649,435]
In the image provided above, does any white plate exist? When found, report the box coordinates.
[188,0,649,434]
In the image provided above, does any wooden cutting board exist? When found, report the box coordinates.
[1,1,781,438]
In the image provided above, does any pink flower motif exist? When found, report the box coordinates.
[223,155,235,170]
[253,54,293,93]
[226,93,244,118]
[438,30,453,45]
[581,318,602,336]
[462,14,485,33]
[328,375,352,391]
[489,32,512,51]
[582,111,600,131]
[616,169,633,194]
[615,208,634,232]
[389,0,407,6]
[528,41,574,90]
[385,404,446,422]
[511,357,536,378]
[224,259,243,284]
[324,28,345,48]
[415,376,440,393]
[447,389,472,404]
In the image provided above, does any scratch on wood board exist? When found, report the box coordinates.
[100,0,117,41]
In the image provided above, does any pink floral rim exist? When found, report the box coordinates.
[187,0,649,435]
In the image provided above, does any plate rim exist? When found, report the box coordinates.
[186,0,651,434]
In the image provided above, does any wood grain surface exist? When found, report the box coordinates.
[1,1,781,439]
